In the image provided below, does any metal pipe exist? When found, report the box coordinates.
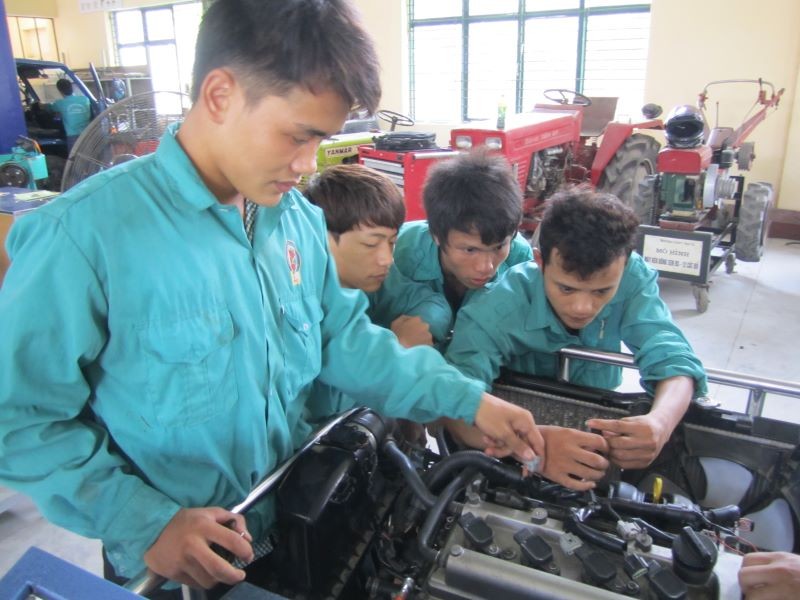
[126,408,362,597]
[556,347,800,414]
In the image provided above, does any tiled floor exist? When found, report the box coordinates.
[1,237,798,581]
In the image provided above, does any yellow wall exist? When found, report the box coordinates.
[6,0,57,18]
[13,0,799,209]
[646,0,800,210]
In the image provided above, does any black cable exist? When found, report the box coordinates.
[418,469,476,562]
[435,427,451,458]
[382,438,437,508]
[424,450,523,493]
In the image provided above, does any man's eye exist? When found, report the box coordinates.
[291,136,310,145]
[362,242,379,249]
[559,286,574,293]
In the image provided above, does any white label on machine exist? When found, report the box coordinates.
[641,234,704,276]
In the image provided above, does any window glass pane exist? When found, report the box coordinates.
[469,0,519,16]
[7,18,23,57]
[18,17,42,60]
[413,0,462,20]
[148,43,180,94]
[119,45,147,67]
[583,11,650,121]
[36,18,59,62]
[526,0,580,10]
[173,2,203,96]
[467,21,518,120]
[145,8,175,42]
[115,10,144,44]
[521,16,578,109]
[412,24,462,122]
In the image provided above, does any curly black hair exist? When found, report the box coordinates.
[538,185,639,278]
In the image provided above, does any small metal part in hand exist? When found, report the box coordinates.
[524,456,542,473]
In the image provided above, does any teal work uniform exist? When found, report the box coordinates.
[52,94,91,136]
[301,267,454,431]
[0,124,485,579]
[392,220,533,337]
[367,266,453,343]
[445,254,708,397]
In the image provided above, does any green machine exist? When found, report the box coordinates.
[299,130,384,189]
[0,137,49,190]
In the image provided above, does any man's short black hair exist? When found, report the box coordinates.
[192,0,381,113]
[304,164,405,239]
[423,148,522,246]
[538,186,639,278]
[56,79,73,96]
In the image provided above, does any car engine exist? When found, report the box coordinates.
[221,376,800,600]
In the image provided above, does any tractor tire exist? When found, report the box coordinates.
[634,174,659,226]
[735,182,773,262]
[597,133,660,213]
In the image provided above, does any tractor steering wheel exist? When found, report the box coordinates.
[376,109,415,131]
[543,89,592,106]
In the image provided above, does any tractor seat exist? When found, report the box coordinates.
[579,97,618,137]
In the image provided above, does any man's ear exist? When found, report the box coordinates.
[533,248,543,269]
[198,68,237,125]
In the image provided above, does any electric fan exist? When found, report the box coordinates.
[61,90,190,191]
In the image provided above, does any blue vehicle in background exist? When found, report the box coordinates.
[1,59,106,190]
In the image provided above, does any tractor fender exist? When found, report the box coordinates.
[590,119,662,185]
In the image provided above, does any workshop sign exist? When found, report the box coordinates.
[637,224,714,284]
[79,0,123,13]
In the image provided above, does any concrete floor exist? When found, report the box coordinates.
[1,236,798,582]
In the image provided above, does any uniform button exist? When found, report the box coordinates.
[303,323,310,331]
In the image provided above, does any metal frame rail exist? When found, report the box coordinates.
[557,346,800,418]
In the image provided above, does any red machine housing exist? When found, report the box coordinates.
[449,109,582,193]
[358,146,459,221]
[657,146,712,175]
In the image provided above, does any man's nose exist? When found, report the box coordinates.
[291,143,318,176]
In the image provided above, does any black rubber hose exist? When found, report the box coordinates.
[425,450,524,493]
[565,516,627,554]
[383,437,437,508]
[418,469,476,563]
[435,427,451,457]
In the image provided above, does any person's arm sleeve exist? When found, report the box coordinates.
[620,262,708,398]
[444,296,516,390]
[369,266,453,343]
[0,215,181,573]
[316,251,484,424]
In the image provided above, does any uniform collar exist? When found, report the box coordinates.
[153,122,298,215]
[523,258,632,334]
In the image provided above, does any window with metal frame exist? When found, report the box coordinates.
[409,0,651,124]
[111,2,202,97]
[6,16,59,61]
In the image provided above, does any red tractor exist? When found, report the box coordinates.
[359,90,664,234]
[634,79,783,311]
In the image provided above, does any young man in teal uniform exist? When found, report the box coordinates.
[304,163,451,348]
[51,78,91,152]
[445,187,707,490]
[0,0,543,594]
[302,163,451,435]
[392,149,533,343]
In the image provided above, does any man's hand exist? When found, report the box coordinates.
[585,413,668,469]
[144,507,254,589]
[391,315,433,348]
[473,393,545,462]
[739,551,800,599]
[539,426,609,490]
